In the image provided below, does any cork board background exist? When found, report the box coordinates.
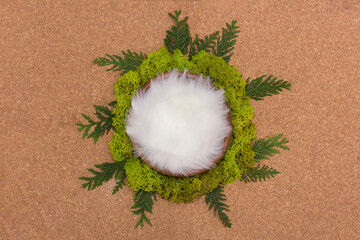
[1,0,359,239]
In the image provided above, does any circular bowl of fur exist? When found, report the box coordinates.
[125,70,233,177]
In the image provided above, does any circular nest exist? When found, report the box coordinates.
[109,47,256,203]
[128,71,233,177]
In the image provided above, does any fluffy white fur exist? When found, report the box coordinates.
[125,70,232,176]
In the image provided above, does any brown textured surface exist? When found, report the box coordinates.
[1,0,359,239]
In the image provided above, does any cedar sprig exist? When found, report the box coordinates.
[112,167,126,195]
[212,20,240,63]
[245,75,292,101]
[205,183,232,228]
[189,32,220,58]
[164,10,240,63]
[93,50,147,74]
[76,101,116,144]
[241,164,280,183]
[131,190,157,228]
[79,161,126,193]
[164,10,191,55]
[253,133,289,162]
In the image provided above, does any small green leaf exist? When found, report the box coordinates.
[131,190,157,228]
[212,20,240,63]
[112,170,126,195]
[253,133,289,161]
[245,75,292,101]
[76,101,116,144]
[79,161,126,191]
[241,164,280,183]
[164,10,191,55]
[189,32,220,59]
[93,50,146,75]
[205,183,232,228]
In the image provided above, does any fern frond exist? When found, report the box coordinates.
[205,183,232,228]
[245,75,292,101]
[93,50,146,75]
[189,32,220,58]
[212,20,240,63]
[164,10,191,55]
[79,161,126,191]
[76,101,116,144]
[241,164,280,183]
[253,133,289,162]
[131,190,157,228]
[112,169,126,195]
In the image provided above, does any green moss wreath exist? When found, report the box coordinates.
[110,46,256,203]
[77,10,291,228]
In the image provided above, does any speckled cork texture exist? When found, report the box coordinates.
[1,0,359,239]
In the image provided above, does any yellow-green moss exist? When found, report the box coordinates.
[109,47,256,203]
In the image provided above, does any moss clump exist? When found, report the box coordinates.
[109,46,256,203]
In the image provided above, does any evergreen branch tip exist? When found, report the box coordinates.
[131,190,157,228]
[205,183,232,228]
[79,161,126,192]
[76,101,116,144]
[164,10,191,55]
[93,50,146,75]
[241,164,280,183]
[245,75,292,101]
[253,133,290,161]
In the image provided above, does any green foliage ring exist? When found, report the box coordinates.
[109,46,256,203]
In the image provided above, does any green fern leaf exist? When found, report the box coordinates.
[131,190,157,228]
[212,20,240,63]
[241,164,280,183]
[245,75,292,101]
[93,50,146,75]
[76,101,116,144]
[112,169,126,195]
[205,183,232,228]
[253,133,289,161]
[79,161,126,191]
[164,10,191,55]
[189,32,220,59]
